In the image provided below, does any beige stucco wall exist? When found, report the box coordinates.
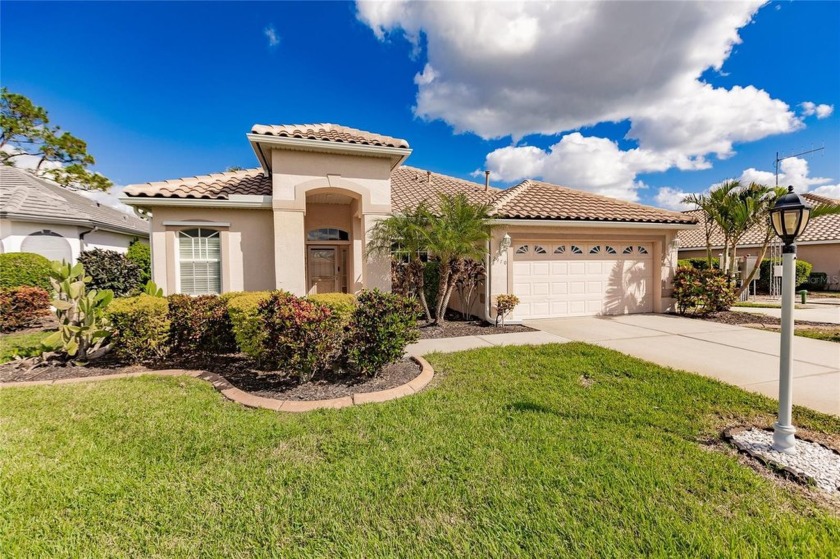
[797,244,840,288]
[148,207,274,295]
[481,225,682,322]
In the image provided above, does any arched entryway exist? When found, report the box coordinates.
[304,190,360,294]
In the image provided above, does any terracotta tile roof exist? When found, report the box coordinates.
[250,123,410,149]
[0,166,148,235]
[803,192,839,209]
[123,168,271,199]
[678,208,840,248]
[490,180,697,224]
[390,166,499,212]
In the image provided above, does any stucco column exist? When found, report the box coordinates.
[273,209,306,295]
[362,213,391,292]
[221,230,244,293]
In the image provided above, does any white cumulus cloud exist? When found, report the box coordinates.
[800,101,834,119]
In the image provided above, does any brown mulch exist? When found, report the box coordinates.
[417,312,535,339]
[691,310,836,329]
[0,350,423,402]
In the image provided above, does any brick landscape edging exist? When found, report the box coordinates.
[0,356,435,412]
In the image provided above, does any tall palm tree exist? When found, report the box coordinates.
[367,203,434,322]
[424,194,494,324]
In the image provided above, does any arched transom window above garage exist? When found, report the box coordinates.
[513,241,653,260]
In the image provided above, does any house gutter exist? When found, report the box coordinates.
[119,196,272,210]
[0,212,148,238]
[493,219,699,230]
[78,226,99,251]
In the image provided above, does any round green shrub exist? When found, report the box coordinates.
[0,253,53,291]
[307,293,356,323]
[226,291,272,360]
[126,240,151,284]
[106,295,170,362]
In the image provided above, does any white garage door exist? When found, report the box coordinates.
[512,242,653,319]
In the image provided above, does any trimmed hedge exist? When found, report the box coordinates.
[258,291,343,382]
[344,290,419,377]
[106,295,170,362]
[673,266,736,315]
[0,253,53,291]
[757,259,812,293]
[78,249,143,297]
[167,294,237,357]
[0,286,51,332]
[126,241,151,284]
[226,291,272,360]
[307,293,356,323]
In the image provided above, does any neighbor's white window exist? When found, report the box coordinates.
[179,228,221,295]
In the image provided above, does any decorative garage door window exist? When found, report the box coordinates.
[554,245,566,254]
[179,228,221,295]
[534,245,547,254]
[514,242,653,260]
[21,230,72,263]
[515,245,529,254]
[571,245,583,254]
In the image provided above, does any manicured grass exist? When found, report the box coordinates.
[797,328,840,343]
[0,330,51,364]
[1,343,838,557]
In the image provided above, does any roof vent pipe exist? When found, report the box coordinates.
[485,170,490,191]
[427,170,431,185]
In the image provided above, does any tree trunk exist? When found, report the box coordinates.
[433,263,451,324]
[735,229,773,297]
[413,259,432,322]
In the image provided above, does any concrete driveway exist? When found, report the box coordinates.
[526,314,840,416]
[733,305,840,324]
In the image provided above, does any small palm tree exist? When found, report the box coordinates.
[424,194,494,323]
[367,203,434,322]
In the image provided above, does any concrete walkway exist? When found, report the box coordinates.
[407,330,568,356]
[526,314,840,416]
[734,305,840,324]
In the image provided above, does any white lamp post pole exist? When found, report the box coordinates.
[773,247,797,453]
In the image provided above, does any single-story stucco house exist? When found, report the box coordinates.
[678,192,840,290]
[121,123,697,322]
[1,166,149,263]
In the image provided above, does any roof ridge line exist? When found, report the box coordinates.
[133,167,263,189]
[491,180,532,213]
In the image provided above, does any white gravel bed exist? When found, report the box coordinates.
[731,428,840,493]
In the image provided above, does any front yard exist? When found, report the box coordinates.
[1,343,838,557]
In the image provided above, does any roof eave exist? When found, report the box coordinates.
[247,133,412,173]
[119,195,272,210]
[493,218,700,229]
[0,211,149,237]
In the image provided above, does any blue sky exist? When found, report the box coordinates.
[1,1,838,209]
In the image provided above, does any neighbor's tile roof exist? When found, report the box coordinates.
[250,123,410,149]
[678,202,840,248]
[490,180,697,224]
[123,168,271,199]
[0,166,148,235]
[390,166,499,211]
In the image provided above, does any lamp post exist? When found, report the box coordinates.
[768,185,812,453]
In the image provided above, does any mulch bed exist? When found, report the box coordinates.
[0,351,423,402]
[417,312,535,339]
[692,310,836,329]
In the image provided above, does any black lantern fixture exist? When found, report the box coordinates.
[769,186,811,251]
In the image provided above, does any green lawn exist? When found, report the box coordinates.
[0,330,52,364]
[797,328,840,343]
[1,343,838,557]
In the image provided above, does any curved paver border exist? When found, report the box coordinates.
[0,355,435,412]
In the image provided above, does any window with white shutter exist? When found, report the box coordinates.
[178,229,221,295]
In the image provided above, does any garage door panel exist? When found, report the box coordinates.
[512,241,654,319]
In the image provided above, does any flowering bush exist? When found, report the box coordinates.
[258,291,342,381]
[167,294,237,357]
[0,286,50,332]
[343,289,419,377]
[673,266,736,315]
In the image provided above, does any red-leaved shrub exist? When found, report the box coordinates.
[673,266,736,315]
[0,286,51,332]
[167,294,237,356]
[258,291,343,381]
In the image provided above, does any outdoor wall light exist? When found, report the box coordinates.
[767,185,813,454]
[500,233,512,251]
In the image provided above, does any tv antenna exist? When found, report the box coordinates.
[774,146,824,186]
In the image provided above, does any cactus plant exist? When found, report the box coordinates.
[42,261,113,362]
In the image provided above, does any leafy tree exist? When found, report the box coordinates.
[0,88,111,191]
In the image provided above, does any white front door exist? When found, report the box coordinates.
[512,242,653,319]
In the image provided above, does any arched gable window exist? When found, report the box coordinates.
[307,228,349,241]
[179,229,220,295]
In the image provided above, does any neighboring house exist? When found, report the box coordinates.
[122,123,696,321]
[678,193,840,290]
[0,166,149,264]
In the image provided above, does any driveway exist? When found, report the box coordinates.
[526,314,840,416]
[733,305,840,324]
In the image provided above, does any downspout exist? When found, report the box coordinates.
[484,238,492,323]
[78,225,99,253]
